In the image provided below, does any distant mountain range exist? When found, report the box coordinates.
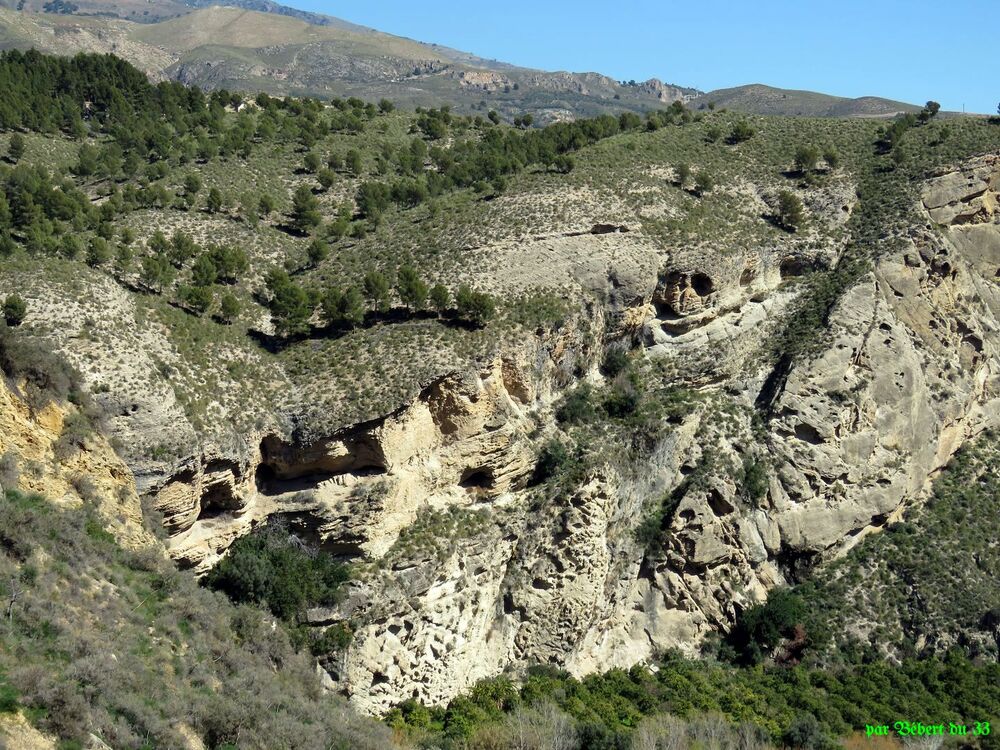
[0,1,919,121]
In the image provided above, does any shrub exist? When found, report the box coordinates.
[533,440,573,484]
[776,190,806,232]
[723,589,806,665]
[741,457,769,504]
[600,349,629,378]
[555,386,595,425]
[2,293,26,326]
[729,121,755,144]
[694,171,714,196]
[675,162,691,187]
[206,187,224,213]
[309,623,353,656]
[54,411,93,459]
[203,523,350,622]
[783,713,832,750]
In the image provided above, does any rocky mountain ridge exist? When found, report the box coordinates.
[0,4,920,121]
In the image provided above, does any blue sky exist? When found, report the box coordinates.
[289,0,994,114]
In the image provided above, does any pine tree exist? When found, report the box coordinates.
[219,292,240,324]
[776,190,806,232]
[430,284,450,314]
[206,187,224,213]
[265,269,312,336]
[363,270,391,312]
[191,254,217,286]
[290,185,321,234]
[306,239,329,267]
[397,265,428,311]
[7,133,25,164]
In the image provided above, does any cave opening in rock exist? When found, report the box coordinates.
[652,300,681,320]
[691,272,714,297]
[198,483,242,521]
[779,257,814,279]
[459,467,496,491]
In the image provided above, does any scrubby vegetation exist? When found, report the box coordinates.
[2,44,1000,750]
[0,489,393,748]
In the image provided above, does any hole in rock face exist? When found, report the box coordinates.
[459,467,495,490]
[739,266,756,286]
[780,257,815,278]
[793,422,825,445]
[198,484,241,520]
[653,299,681,320]
[691,272,714,297]
[253,435,387,496]
[706,490,735,516]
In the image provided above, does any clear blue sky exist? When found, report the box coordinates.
[288,0,995,114]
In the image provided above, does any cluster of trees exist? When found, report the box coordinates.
[352,110,654,212]
[0,49,398,190]
[264,264,495,337]
[135,229,247,319]
[0,163,102,255]
[203,523,349,623]
[673,162,714,195]
[875,100,941,156]
[388,650,1000,749]
[792,145,839,175]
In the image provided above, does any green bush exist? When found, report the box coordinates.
[2,293,26,326]
[203,523,350,622]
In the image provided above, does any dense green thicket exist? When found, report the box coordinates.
[390,653,1000,749]
[203,522,349,622]
[0,489,392,749]
[0,49,202,136]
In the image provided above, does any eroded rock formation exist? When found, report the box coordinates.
[131,152,1000,712]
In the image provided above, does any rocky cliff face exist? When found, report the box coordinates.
[0,377,152,550]
[124,154,1000,713]
[11,150,997,715]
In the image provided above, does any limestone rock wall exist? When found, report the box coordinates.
[136,153,1000,714]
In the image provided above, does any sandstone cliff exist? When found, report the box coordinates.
[114,153,993,712]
